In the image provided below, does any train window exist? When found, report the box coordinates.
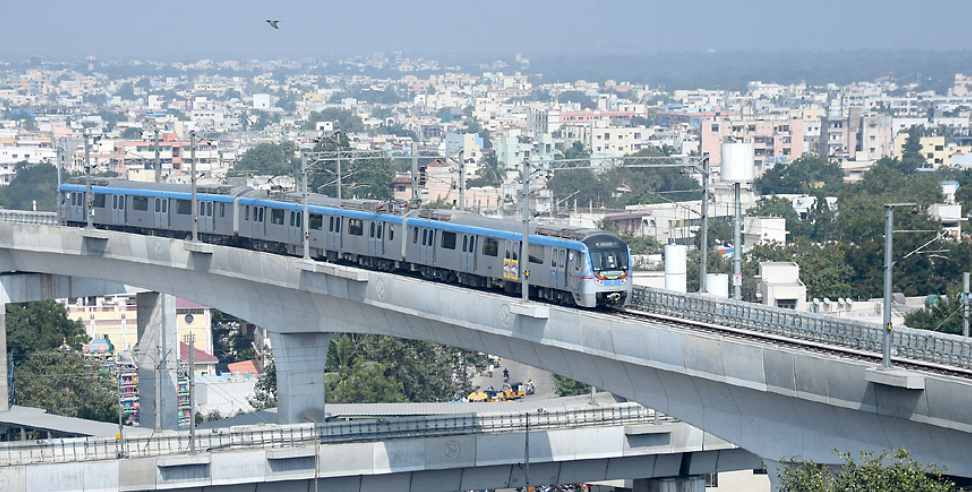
[310,214,323,230]
[328,216,334,231]
[120,196,125,208]
[245,206,250,221]
[162,200,167,213]
[258,208,264,222]
[206,202,213,216]
[176,200,191,215]
[112,195,118,209]
[412,227,419,244]
[219,203,225,218]
[462,236,468,252]
[296,213,301,228]
[336,217,341,232]
[421,229,428,245]
[271,209,285,225]
[441,231,457,250]
[154,199,160,212]
[483,238,498,257]
[376,223,382,239]
[289,212,296,227]
[470,236,476,253]
[369,222,375,237]
[388,226,394,241]
[133,196,149,211]
[569,251,581,271]
[529,244,545,264]
[94,194,106,208]
[348,219,363,236]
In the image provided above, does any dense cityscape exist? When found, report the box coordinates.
[1,3,972,491]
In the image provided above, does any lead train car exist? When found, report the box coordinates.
[58,179,632,308]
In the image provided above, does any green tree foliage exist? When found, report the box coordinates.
[467,152,503,188]
[249,357,276,410]
[325,334,487,403]
[231,142,299,177]
[0,163,59,211]
[120,127,142,139]
[116,82,136,100]
[779,449,955,492]
[308,134,396,201]
[557,91,596,110]
[553,375,591,397]
[754,155,844,195]
[328,360,406,403]
[7,300,88,361]
[305,108,364,132]
[14,349,118,423]
[900,126,928,172]
[599,148,700,208]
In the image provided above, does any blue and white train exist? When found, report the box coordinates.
[58,179,632,308]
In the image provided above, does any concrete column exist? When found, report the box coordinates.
[270,331,332,424]
[764,460,784,492]
[633,476,705,492]
[0,303,7,412]
[135,292,179,430]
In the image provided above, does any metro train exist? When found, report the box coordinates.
[58,179,632,308]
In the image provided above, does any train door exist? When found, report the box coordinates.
[326,216,341,253]
[461,234,477,272]
[111,194,125,225]
[566,249,583,292]
[371,221,385,257]
[153,198,165,229]
[551,248,567,291]
[503,240,520,283]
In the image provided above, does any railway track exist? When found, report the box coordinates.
[617,307,972,380]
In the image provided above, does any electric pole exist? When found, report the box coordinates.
[185,334,196,453]
[963,272,970,338]
[154,127,161,183]
[190,131,198,242]
[699,156,709,294]
[410,142,420,208]
[520,157,531,303]
[84,128,93,229]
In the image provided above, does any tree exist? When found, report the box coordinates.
[116,82,136,100]
[249,356,276,410]
[754,155,843,195]
[328,360,406,403]
[467,153,503,188]
[554,375,591,397]
[558,91,596,110]
[779,449,955,492]
[120,127,142,139]
[6,300,88,361]
[900,126,927,172]
[305,108,364,132]
[0,163,60,211]
[14,349,118,423]
[231,142,298,177]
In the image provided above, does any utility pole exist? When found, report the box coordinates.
[457,151,465,210]
[523,411,530,488]
[963,272,970,338]
[153,128,161,183]
[302,153,310,259]
[882,205,894,368]
[336,149,343,201]
[699,156,709,294]
[190,131,198,242]
[54,139,63,223]
[520,157,531,303]
[733,181,742,299]
[115,357,125,456]
[84,129,93,229]
[410,142,420,208]
[185,334,196,453]
[155,339,164,431]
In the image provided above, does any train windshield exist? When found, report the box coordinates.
[584,234,629,272]
[590,249,628,272]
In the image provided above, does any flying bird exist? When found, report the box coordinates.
[266,19,280,30]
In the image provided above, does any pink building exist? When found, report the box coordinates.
[701,115,813,176]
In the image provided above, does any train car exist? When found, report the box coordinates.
[57,179,632,308]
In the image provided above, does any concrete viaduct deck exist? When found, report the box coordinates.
[0,220,970,480]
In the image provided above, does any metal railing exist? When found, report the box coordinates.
[630,286,972,370]
[0,403,665,466]
[0,210,57,226]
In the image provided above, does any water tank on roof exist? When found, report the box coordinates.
[705,273,729,299]
[721,142,755,183]
[664,244,687,293]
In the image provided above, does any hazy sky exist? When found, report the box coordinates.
[2,0,970,59]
